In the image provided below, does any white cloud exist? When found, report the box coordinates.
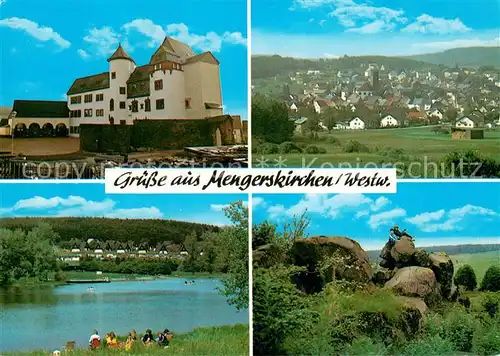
[406,209,445,225]
[211,204,229,212]
[123,18,166,47]
[0,0,7,5]
[370,197,390,212]
[268,204,286,220]
[309,18,315,23]
[323,53,340,58]
[356,210,369,219]
[291,0,355,9]
[13,195,87,210]
[105,207,163,219]
[329,4,407,33]
[403,14,471,34]
[83,26,120,57]
[368,208,407,229]
[77,49,89,59]
[253,197,266,209]
[0,17,70,49]
[319,20,326,27]
[406,204,499,233]
[223,31,247,45]
[122,19,246,53]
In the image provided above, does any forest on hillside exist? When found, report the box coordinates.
[0,217,219,247]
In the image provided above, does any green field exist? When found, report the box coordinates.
[254,127,500,172]
[5,324,249,356]
[452,250,500,283]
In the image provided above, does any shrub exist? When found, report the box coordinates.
[256,142,279,155]
[54,270,68,282]
[472,320,500,356]
[442,150,500,178]
[480,265,500,292]
[279,141,302,154]
[343,140,370,153]
[441,307,477,352]
[454,265,477,291]
[326,136,341,145]
[481,293,499,318]
[305,145,326,154]
[400,335,456,356]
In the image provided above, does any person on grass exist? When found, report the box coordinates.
[89,330,101,349]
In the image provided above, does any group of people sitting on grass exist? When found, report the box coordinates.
[88,328,172,351]
[388,224,415,246]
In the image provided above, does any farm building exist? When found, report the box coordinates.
[451,128,484,140]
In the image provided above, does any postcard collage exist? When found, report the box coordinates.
[0,0,499,355]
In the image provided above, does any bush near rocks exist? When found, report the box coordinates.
[454,264,478,291]
[279,141,303,154]
[480,265,500,292]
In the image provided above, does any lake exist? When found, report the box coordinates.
[0,278,248,352]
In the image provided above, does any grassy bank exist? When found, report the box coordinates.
[4,324,249,356]
[253,127,500,169]
[453,250,500,283]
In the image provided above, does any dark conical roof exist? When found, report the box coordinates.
[107,44,135,63]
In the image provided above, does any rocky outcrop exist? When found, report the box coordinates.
[385,267,440,300]
[292,236,373,293]
[429,253,454,298]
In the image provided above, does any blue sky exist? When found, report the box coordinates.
[252,0,500,57]
[0,183,247,226]
[253,182,500,250]
[0,0,247,118]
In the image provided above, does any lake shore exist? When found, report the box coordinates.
[8,271,226,287]
[2,324,249,356]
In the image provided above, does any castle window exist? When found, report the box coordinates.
[140,103,144,110]
[111,72,116,79]
[84,94,92,103]
[185,98,191,109]
[84,109,93,117]
[156,99,164,110]
[96,109,104,117]
[120,87,126,95]
[70,96,81,104]
[131,100,138,113]
[119,101,126,109]
[110,99,114,111]
[96,93,104,102]
[154,80,163,91]
[120,120,126,125]
[145,98,151,112]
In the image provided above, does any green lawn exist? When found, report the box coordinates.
[254,127,500,171]
[4,324,249,356]
[452,250,500,283]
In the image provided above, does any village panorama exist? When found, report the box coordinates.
[252,47,500,178]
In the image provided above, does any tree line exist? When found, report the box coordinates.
[0,217,219,249]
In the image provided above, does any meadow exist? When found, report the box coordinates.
[3,324,249,356]
[254,127,500,172]
[453,250,500,283]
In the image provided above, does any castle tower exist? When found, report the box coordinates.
[107,44,136,124]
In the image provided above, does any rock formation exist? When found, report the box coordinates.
[291,236,373,293]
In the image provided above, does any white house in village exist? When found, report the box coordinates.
[455,116,475,128]
[66,37,223,136]
[426,109,443,120]
[380,114,399,127]
[348,117,365,130]
[289,103,298,112]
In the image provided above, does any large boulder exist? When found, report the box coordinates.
[379,242,396,269]
[373,269,392,286]
[429,252,454,297]
[385,266,440,300]
[396,296,429,315]
[292,236,373,293]
[390,237,416,266]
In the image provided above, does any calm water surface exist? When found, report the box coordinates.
[0,278,248,352]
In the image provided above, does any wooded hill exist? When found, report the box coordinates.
[406,47,500,69]
[366,243,500,261]
[252,54,442,79]
[0,217,219,248]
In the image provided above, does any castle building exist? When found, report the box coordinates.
[67,37,223,136]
